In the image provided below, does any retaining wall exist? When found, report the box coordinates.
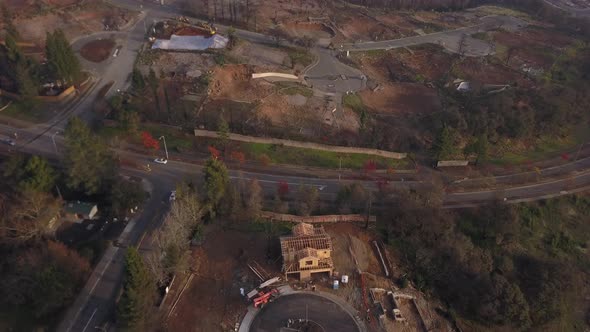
[252,73,298,80]
[260,211,376,223]
[0,85,76,102]
[194,129,406,159]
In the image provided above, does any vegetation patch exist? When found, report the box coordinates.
[240,142,408,170]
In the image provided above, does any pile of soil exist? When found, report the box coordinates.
[80,39,115,63]
[360,83,441,115]
[174,26,212,37]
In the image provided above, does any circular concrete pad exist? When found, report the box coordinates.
[250,293,360,332]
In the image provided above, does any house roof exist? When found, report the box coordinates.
[293,223,315,236]
[280,224,332,259]
[296,247,318,260]
[64,201,97,215]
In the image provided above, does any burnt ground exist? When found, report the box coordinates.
[166,224,283,332]
[80,39,116,63]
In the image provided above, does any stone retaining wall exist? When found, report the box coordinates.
[194,129,406,159]
[260,211,376,223]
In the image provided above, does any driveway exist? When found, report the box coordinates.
[304,48,365,94]
[249,293,361,332]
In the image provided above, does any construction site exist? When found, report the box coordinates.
[162,221,451,332]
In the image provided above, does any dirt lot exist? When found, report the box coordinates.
[12,2,138,45]
[228,42,288,69]
[334,12,410,43]
[80,39,115,63]
[455,57,534,87]
[167,225,281,332]
[492,26,576,70]
[209,65,274,102]
[284,22,335,40]
[138,52,217,78]
[360,83,441,115]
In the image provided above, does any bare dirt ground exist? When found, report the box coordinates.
[492,26,576,70]
[361,83,441,115]
[138,52,217,78]
[209,65,275,102]
[228,42,288,70]
[334,12,409,43]
[352,45,454,85]
[12,2,138,45]
[167,225,279,332]
[80,39,115,63]
[284,22,334,40]
[455,57,534,87]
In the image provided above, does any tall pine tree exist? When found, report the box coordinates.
[117,247,155,330]
[64,117,117,194]
[45,29,81,85]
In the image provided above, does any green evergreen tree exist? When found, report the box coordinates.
[147,67,160,115]
[431,125,458,161]
[117,247,155,330]
[217,116,230,151]
[21,156,57,192]
[203,157,229,212]
[15,61,38,98]
[64,117,117,194]
[5,33,23,63]
[131,67,145,90]
[45,29,81,85]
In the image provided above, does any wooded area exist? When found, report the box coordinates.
[381,188,590,330]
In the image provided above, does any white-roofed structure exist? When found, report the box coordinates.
[152,34,228,51]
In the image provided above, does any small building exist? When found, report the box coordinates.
[279,223,333,280]
[64,201,98,223]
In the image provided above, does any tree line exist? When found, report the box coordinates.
[0,4,81,102]
[0,117,147,329]
[381,186,590,330]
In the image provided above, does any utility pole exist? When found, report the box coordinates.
[365,193,372,229]
[159,136,169,160]
[51,131,60,154]
[575,143,584,161]
[338,156,342,183]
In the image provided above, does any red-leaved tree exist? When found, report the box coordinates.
[363,160,377,173]
[277,181,289,198]
[141,131,159,151]
[208,145,221,159]
[230,151,246,165]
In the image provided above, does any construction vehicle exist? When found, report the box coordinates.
[197,22,216,35]
[253,288,278,308]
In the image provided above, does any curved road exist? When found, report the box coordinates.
[249,293,360,332]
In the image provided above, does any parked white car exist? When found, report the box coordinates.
[1,138,15,146]
[169,191,176,202]
[154,158,168,164]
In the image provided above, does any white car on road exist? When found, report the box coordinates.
[1,138,15,146]
[169,191,176,202]
[154,158,168,164]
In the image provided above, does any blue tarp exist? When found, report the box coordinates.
[152,34,228,51]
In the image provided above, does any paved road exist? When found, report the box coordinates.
[340,15,526,55]
[543,0,590,18]
[249,293,360,332]
[304,48,365,94]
